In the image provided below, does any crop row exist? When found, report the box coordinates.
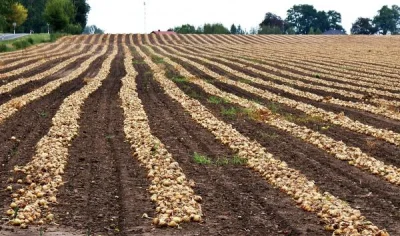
[120,42,202,227]
[0,43,86,79]
[147,44,400,186]
[152,45,400,147]
[5,41,116,227]
[159,45,400,124]
[0,38,109,125]
[207,44,400,90]
[134,43,387,235]
[183,45,400,107]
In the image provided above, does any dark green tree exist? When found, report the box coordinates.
[44,0,75,32]
[71,0,90,29]
[0,0,15,32]
[259,12,284,34]
[351,17,378,35]
[17,0,46,33]
[230,24,237,34]
[286,4,318,34]
[174,24,196,34]
[286,5,344,34]
[373,5,400,35]
[203,23,230,34]
[327,10,343,30]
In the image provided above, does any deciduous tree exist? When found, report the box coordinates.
[351,17,377,35]
[9,3,28,26]
[44,0,75,32]
[373,5,400,35]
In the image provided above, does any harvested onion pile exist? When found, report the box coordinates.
[119,41,202,227]
[5,39,113,227]
[136,44,388,235]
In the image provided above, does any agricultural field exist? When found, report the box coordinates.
[0,33,399,236]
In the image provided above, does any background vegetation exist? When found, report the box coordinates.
[173,4,400,35]
[0,0,100,34]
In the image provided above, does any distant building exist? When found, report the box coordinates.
[323,29,346,35]
[150,29,177,35]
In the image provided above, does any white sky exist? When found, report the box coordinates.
[87,0,399,34]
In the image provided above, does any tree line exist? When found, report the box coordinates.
[0,0,102,34]
[174,4,400,35]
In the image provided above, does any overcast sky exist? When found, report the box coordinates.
[87,0,399,34]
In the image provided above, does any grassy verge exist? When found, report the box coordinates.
[0,33,65,53]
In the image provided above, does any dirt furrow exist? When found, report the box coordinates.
[154,58,400,234]
[0,54,95,106]
[130,47,330,235]
[0,45,92,84]
[0,49,110,233]
[52,43,155,236]
[151,47,400,168]
[166,46,400,133]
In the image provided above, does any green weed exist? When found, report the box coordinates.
[208,96,229,104]
[193,152,212,165]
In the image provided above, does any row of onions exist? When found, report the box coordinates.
[0,36,73,60]
[158,45,400,147]
[230,45,400,89]
[166,45,400,122]
[195,44,400,99]
[0,38,109,125]
[120,42,202,227]
[0,43,87,79]
[0,44,101,95]
[147,44,400,186]
[133,43,388,235]
[5,42,116,227]
[0,42,67,69]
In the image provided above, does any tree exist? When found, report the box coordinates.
[0,0,15,32]
[260,12,284,28]
[230,24,237,34]
[71,0,90,29]
[285,5,344,34]
[83,25,104,34]
[174,24,196,34]
[44,0,75,32]
[286,4,318,34]
[203,23,230,34]
[236,25,245,34]
[327,10,343,30]
[8,3,28,27]
[373,5,400,35]
[351,17,378,35]
[259,12,284,34]
[17,0,46,33]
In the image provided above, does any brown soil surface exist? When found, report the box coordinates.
[0,47,110,234]
[0,52,97,105]
[0,45,92,82]
[52,43,157,236]
[132,47,330,236]
[152,46,400,167]
[155,59,400,235]
[165,47,400,133]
